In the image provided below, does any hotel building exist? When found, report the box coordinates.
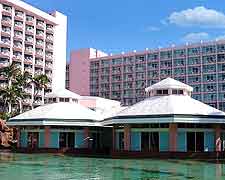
[69,40,225,111]
[0,0,67,111]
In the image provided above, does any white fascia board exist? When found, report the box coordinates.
[173,117,225,124]
[6,121,44,126]
[101,117,174,125]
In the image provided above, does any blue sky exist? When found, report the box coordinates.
[25,0,225,59]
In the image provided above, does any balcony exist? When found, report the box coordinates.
[36,21,45,30]
[45,54,53,61]
[14,11,24,21]
[35,51,43,58]
[24,58,33,64]
[36,33,44,40]
[25,28,34,35]
[12,55,22,62]
[14,22,23,31]
[35,42,44,48]
[1,28,11,37]
[26,16,34,26]
[46,35,53,42]
[13,44,23,51]
[2,6,12,16]
[0,39,11,47]
[0,82,8,88]
[34,100,42,106]
[45,63,52,69]
[24,68,33,74]
[25,37,34,45]
[23,98,32,104]
[0,51,10,58]
[46,44,53,52]
[35,70,43,75]
[14,33,23,41]
[46,25,54,34]
[0,61,9,68]
[35,61,43,67]
[46,73,52,79]
[24,48,33,55]
[1,18,12,27]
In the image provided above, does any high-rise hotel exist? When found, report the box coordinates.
[0,0,67,111]
[68,40,225,111]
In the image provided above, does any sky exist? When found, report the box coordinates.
[24,0,225,60]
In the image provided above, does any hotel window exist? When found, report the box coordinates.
[174,59,185,66]
[2,15,12,22]
[3,4,12,12]
[217,44,225,53]
[218,54,225,62]
[188,57,200,65]
[26,15,34,22]
[162,90,168,95]
[172,89,183,95]
[160,51,172,59]
[202,45,216,54]
[135,55,145,63]
[156,90,163,95]
[15,10,23,17]
[202,55,216,64]
[173,49,186,58]
[123,56,134,64]
[147,53,158,61]
[188,47,200,56]
[53,98,56,102]
[59,98,64,102]
[112,58,122,65]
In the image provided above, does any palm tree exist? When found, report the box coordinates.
[0,62,21,83]
[30,74,50,107]
[0,85,22,113]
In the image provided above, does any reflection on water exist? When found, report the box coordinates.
[0,153,224,180]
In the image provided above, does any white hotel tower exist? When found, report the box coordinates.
[0,0,67,111]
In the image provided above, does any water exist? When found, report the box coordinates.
[0,153,224,180]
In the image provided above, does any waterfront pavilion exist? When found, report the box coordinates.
[7,101,111,153]
[102,78,225,157]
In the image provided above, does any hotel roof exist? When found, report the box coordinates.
[116,95,225,117]
[145,77,193,92]
[7,102,103,126]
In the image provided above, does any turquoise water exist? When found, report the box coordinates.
[0,153,224,180]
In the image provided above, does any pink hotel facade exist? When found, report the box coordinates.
[0,0,67,111]
[68,40,225,111]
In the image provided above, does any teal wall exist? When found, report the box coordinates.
[49,132,59,148]
[39,131,45,148]
[159,132,169,152]
[75,131,84,148]
[177,131,187,152]
[20,131,27,148]
[204,131,215,152]
[115,132,120,150]
[131,132,141,151]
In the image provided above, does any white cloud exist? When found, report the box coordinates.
[168,6,225,28]
[216,34,225,40]
[145,26,160,32]
[182,32,210,42]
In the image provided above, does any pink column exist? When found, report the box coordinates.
[124,125,131,151]
[215,125,221,152]
[16,128,20,148]
[44,126,50,148]
[169,123,177,152]
[84,127,89,148]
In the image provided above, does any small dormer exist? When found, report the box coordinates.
[45,89,81,104]
[145,77,193,97]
